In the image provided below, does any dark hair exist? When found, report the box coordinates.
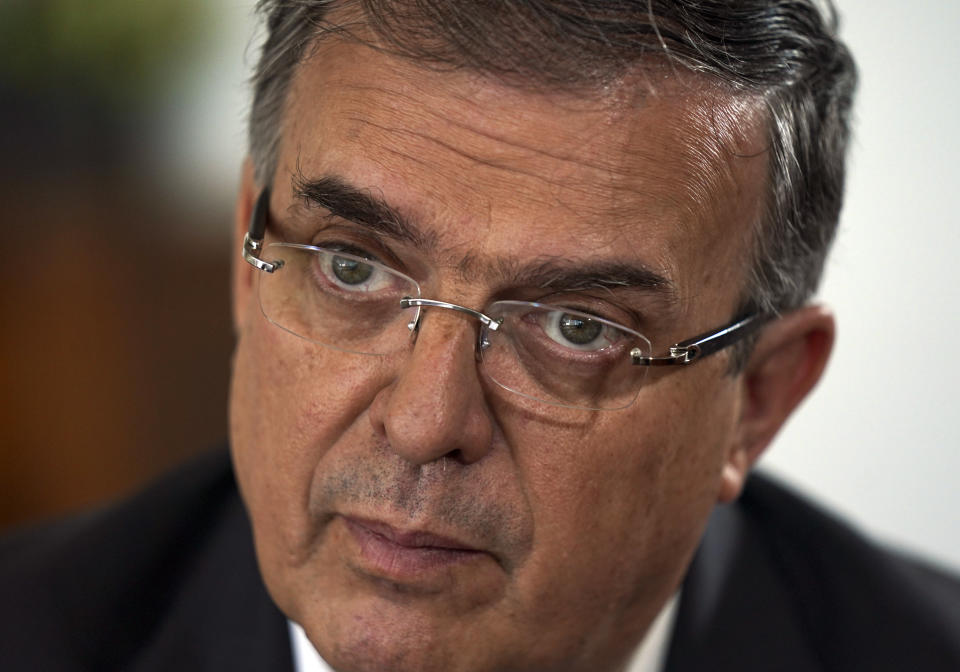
[248,0,857,320]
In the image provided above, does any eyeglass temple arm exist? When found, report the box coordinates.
[631,313,770,367]
[242,189,278,273]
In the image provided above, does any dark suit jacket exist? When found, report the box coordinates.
[2,448,959,671]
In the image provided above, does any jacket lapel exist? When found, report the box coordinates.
[664,499,822,672]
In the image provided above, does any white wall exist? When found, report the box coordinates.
[761,0,960,570]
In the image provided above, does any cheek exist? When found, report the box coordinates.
[232,317,387,457]
[632,368,740,555]
[229,318,388,576]
[504,369,737,619]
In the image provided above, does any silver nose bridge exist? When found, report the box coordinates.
[399,297,502,357]
[399,297,502,335]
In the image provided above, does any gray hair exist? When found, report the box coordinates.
[248,0,857,319]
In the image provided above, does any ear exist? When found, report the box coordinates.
[718,305,835,502]
[232,158,259,332]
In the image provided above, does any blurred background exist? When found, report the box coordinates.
[0,0,250,528]
[1,1,958,571]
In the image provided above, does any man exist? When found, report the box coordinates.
[2,1,959,671]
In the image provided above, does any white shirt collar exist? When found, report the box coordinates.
[623,592,680,672]
[289,620,332,672]
[288,592,679,672]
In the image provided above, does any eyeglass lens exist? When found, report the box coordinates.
[257,243,651,410]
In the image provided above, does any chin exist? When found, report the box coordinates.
[308,601,474,672]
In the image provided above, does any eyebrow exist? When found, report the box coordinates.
[293,172,676,304]
[292,173,434,249]
[492,257,677,304]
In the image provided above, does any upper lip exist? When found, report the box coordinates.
[345,516,481,552]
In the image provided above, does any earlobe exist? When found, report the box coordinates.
[232,159,259,332]
[718,305,835,502]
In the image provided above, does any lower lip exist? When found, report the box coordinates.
[343,517,484,581]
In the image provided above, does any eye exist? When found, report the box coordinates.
[541,310,624,351]
[315,245,397,294]
[331,254,374,285]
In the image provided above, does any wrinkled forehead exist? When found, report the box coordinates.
[277,35,769,315]
[290,42,764,201]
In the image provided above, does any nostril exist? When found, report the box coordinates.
[443,448,466,465]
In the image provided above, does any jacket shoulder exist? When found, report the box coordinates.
[0,449,291,671]
[668,473,960,672]
[741,473,960,669]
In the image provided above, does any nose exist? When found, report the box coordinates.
[368,308,495,466]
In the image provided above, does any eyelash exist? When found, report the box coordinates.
[314,240,383,263]
[308,218,402,269]
[531,293,642,330]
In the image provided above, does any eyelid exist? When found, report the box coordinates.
[532,291,646,331]
[317,240,383,263]
[309,221,409,273]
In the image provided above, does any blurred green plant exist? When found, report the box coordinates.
[0,0,217,105]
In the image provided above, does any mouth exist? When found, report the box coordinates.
[342,516,488,583]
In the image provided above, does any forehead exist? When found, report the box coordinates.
[278,38,768,320]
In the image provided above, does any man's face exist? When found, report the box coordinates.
[230,36,767,672]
